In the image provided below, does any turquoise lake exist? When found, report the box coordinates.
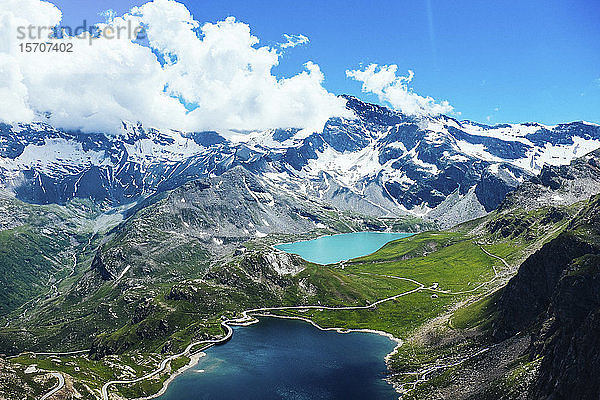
[157,317,398,400]
[275,231,413,264]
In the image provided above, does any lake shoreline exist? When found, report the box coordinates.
[274,230,411,247]
[131,315,403,400]
[273,231,414,265]
[116,231,416,400]
[132,352,206,400]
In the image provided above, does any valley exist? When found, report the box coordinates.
[1,99,600,400]
[0,197,577,399]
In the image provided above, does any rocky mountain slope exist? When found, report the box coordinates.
[0,163,427,355]
[386,149,600,400]
[83,166,426,287]
[0,196,109,316]
[500,148,600,212]
[2,97,599,227]
[492,195,600,399]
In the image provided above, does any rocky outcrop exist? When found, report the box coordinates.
[90,250,113,281]
[500,149,600,212]
[245,252,305,276]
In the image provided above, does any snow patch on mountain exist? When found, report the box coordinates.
[0,138,107,182]
[1,97,599,227]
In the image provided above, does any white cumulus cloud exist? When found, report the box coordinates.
[280,34,309,49]
[0,57,34,123]
[0,0,350,133]
[346,64,453,117]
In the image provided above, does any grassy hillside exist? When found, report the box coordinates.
[0,196,110,317]
[0,189,578,399]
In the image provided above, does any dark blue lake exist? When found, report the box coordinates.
[157,317,398,400]
[275,231,413,264]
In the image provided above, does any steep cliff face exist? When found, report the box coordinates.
[90,250,113,281]
[529,254,600,400]
[492,232,597,341]
[492,195,600,399]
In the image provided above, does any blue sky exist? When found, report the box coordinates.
[47,0,600,125]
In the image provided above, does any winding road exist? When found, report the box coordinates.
[100,280,426,400]
[32,243,509,400]
[479,244,510,269]
[396,347,492,393]
[394,244,511,395]
[100,322,235,400]
[39,372,64,400]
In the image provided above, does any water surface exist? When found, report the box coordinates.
[275,231,412,264]
[157,317,398,400]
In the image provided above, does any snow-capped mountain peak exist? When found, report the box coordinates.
[1,97,599,227]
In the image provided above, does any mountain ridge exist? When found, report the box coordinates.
[2,97,600,227]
